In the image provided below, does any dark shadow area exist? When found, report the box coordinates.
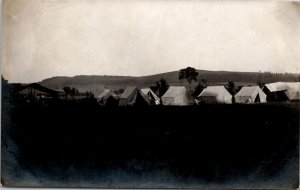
[1,84,299,188]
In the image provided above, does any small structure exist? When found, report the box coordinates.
[161,86,194,106]
[141,88,160,105]
[263,82,300,102]
[198,86,232,104]
[235,86,267,103]
[18,83,62,100]
[119,87,151,106]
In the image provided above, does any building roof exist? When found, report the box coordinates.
[18,83,62,95]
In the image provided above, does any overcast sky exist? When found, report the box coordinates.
[2,0,300,83]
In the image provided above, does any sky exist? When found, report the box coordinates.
[2,0,300,83]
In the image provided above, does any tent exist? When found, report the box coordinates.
[141,88,160,105]
[161,86,194,106]
[97,89,119,106]
[198,86,232,104]
[235,86,267,103]
[97,89,111,99]
[263,82,287,92]
[263,82,300,101]
[283,82,300,101]
[119,87,151,106]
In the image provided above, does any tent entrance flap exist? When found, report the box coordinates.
[254,94,260,103]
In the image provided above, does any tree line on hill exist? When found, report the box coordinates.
[58,66,298,100]
[39,69,299,91]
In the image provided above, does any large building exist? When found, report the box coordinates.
[18,83,62,100]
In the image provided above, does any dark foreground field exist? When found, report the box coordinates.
[1,99,299,188]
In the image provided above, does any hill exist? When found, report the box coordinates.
[39,70,300,96]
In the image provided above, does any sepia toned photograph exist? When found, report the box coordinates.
[1,0,300,189]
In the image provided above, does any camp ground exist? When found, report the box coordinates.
[234,86,267,103]
[161,86,194,106]
[97,89,119,106]
[15,82,300,105]
[119,86,151,106]
[198,86,232,104]
[141,88,160,105]
[263,82,300,102]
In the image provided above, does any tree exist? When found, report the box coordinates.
[70,87,79,97]
[86,91,94,98]
[227,81,237,95]
[257,71,263,88]
[118,88,124,95]
[63,86,72,99]
[226,81,237,103]
[193,79,207,97]
[178,67,199,85]
[257,81,265,88]
[63,87,71,95]
[154,78,169,97]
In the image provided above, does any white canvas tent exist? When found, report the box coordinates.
[97,89,111,100]
[119,86,151,106]
[235,86,267,103]
[97,89,118,106]
[141,88,160,105]
[283,82,300,101]
[263,82,300,101]
[264,82,287,92]
[198,86,232,104]
[161,86,194,106]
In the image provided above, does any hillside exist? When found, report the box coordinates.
[39,70,300,96]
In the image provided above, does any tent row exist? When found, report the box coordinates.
[97,87,161,106]
[198,82,299,104]
[97,86,197,106]
[196,82,299,104]
[196,86,267,104]
[18,81,298,105]
[98,82,299,106]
